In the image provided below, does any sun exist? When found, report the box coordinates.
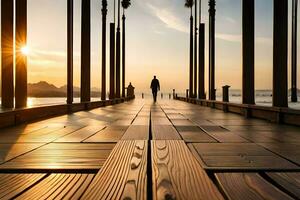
[21,46,30,55]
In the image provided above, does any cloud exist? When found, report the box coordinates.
[216,33,272,45]
[146,3,188,33]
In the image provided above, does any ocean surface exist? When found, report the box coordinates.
[1,90,300,110]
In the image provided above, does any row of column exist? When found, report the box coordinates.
[204,0,290,107]
[1,0,27,109]
[1,0,125,108]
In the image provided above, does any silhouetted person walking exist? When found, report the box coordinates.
[150,76,160,102]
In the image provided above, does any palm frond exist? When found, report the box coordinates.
[121,0,131,9]
[184,0,194,8]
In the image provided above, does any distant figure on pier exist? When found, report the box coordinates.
[150,76,160,102]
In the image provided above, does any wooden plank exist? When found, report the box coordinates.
[16,174,94,200]
[121,125,149,140]
[171,119,197,126]
[207,132,250,143]
[0,174,46,199]
[151,117,172,125]
[0,143,44,163]
[179,131,217,143]
[82,140,147,199]
[54,125,105,142]
[84,125,128,142]
[152,140,224,200]
[152,125,182,140]
[0,143,115,170]
[200,126,229,133]
[192,143,299,170]
[266,172,300,199]
[132,117,150,125]
[215,173,293,200]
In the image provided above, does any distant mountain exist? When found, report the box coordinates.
[27,81,101,97]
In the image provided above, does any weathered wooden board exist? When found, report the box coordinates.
[152,125,182,140]
[82,140,147,199]
[266,172,300,199]
[121,125,149,140]
[132,117,150,125]
[215,173,293,200]
[151,117,172,125]
[54,125,105,142]
[0,174,46,199]
[192,143,299,170]
[0,143,115,170]
[84,125,128,142]
[16,174,94,200]
[152,140,224,200]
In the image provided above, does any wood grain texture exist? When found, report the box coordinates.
[84,125,128,142]
[121,125,149,140]
[207,132,249,143]
[0,174,46,199]
[152,140,224,200]
[152,125,182,140]
[55,125,105,142]
[192,143,298,170]
[82,140,147,199]
[16,174,94,200]
[179,131,217,143]
[266,172,300,199]
[215,173,293,200]
[0,143,115,170]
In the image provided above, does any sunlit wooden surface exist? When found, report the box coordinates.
[0,99,299,199]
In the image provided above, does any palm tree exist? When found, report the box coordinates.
[121,0,131,98]
[185,0,194,98]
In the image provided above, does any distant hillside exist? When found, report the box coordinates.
[28,81,101,97]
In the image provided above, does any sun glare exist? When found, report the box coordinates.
[21,46,30,55]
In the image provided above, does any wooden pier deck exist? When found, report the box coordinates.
[0,99,299,199]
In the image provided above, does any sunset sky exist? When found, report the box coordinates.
[19,0,300,93]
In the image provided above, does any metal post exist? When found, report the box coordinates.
[222,85,230,102]
[292,0,298,102]
[122,14,126,98]
[1,0,14,108]
[242,0,255,105]
[116,0,121,98]
[194,0,198,98]
[67,0,73,104]
[209,0,216,100]
[189,11,194,98]
[81,0,91,102]
[101,0,107,101]
[15,0,28,108]
[273,0,288,107]
[109,23,115,99]
[198,23,205,99]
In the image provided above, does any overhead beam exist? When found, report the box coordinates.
[273,0,288,107]
[242,0,255,105]
[81,0,91,102]
[1,0,14,108]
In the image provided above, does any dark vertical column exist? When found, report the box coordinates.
[198,23,205,99]
[67,0,73,104]
[242,0,255,105]
[81,0,91,102]
[194,0,198,98]
[115,0,121,98]
[109,23,115,99]
[208,0,216,100]
[1,0,14,108]
[101,0,107,100]
[292,0,298,102]
[189,12,194,98]
[15,0,28,108]
[122,14,126,98]
[273,0,288,107]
